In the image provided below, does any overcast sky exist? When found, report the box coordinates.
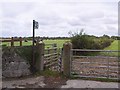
[0,0,119,37]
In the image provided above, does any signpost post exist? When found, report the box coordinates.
[32,20,39,71]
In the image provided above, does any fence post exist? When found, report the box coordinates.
[35,41,45,72]
[58,48,63,72]
[63,42,72,77]
[11,37,14,46]
[19,37,22,46]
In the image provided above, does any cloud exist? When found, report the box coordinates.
[1,0,119,37]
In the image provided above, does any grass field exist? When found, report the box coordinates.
[104,40,120,50]
[2,39,119,49]
[43,39,70,48]
[2,39,119,57]
[1,39,70,48]
[101,40,120,56]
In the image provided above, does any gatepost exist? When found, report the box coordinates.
[35,41,45,72]
[63,42,72,77]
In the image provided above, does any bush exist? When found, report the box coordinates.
[71,33,94,49]
[70,30,114,50]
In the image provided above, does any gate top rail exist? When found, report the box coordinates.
[71,49,120,52]
[45,47,58,51]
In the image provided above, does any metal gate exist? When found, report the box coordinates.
[70,49,119,79]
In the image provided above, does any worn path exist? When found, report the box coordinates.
[2,76,120,89]
[2,76,67,88]
[2,76,45,88]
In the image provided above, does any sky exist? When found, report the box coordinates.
[0,0,119,37]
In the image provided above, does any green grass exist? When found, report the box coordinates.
[1,39,70,48]
[1,41,32,46]
[44,39,70,48]
[2,39,119,56]
[104,40,120,50]
[35,69,60,77]
[34,69,66,78]
[101,40,120,57]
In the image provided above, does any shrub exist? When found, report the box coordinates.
[70,30,114,50]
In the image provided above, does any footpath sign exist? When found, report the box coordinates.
[32,20,39,71]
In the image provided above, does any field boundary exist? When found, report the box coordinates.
[1,37,22,46]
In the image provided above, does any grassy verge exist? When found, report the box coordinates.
[34,69,65,78]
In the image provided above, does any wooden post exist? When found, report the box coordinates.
[11,37,14,46]
[63,42,72,77]
[19,37,22,46]
[32,20,35,69]
[35,41,45,71]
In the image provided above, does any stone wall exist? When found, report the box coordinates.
[2,47,31,78]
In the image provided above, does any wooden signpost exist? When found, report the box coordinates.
[32,20,39,70]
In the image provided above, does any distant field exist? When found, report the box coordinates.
[1,39,70,48]
[44,39,70,48]
[1,41,32,46]
[101,40,120,56]
[104,40,120,50]
[1,39,120,56]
